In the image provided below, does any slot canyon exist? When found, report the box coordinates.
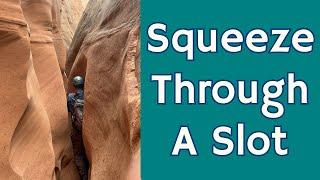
[0,0,140,179]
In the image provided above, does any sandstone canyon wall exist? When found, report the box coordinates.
[81,0,89,7]
[0,0,140,179]
[0,0,83,179]
[66,0,141,179]
[60,0,85,47]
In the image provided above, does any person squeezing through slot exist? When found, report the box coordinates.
[67,76,89,180]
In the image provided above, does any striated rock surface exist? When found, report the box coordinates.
[21,0,79,179]
[0,0,140,179]
[60,0,85,47]
[66,0,141,179]
[81,0,89,7]
[0,0,55,179]
[0,0,80,179]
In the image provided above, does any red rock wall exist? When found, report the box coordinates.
[1,0,140,179]
[60,0,85,47]
[66,0,141,179]
[0,0,78,179]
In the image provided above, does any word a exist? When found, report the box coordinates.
[171,123,288,156]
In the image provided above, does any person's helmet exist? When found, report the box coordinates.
[72,76,84,89]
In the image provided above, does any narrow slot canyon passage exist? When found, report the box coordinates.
[0,0,140,179]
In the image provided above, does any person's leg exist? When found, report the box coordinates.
[71,129,89,180]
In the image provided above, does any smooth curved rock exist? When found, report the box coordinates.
[66,0,141,179]
[0,0,81,179]
[0,0,56,179]
[21,0,79,179]
[60,0,85,47]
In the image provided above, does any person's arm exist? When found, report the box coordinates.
[67,93,75,113]
[73,107,83,131]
